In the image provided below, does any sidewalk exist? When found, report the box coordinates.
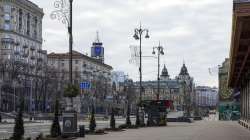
[78,121,250,140]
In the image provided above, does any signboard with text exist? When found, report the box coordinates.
[80,82,91,89]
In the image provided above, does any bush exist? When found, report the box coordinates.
[118,124,128,129]
[63,84,80,98]
[12,99,24,140]
[50,99,61,137]
[126,103,131,126]
[110,108,116,129]
[89,105,96,132]
[118,124,138,129]
[35,133,43,140]
[135,108,140,126]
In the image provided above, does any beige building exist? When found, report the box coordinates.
[0,0,47,112]
[48,50,113,113]
[0,0,44,61]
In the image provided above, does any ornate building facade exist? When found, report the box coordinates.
[134,63,195,111]
[0,0,47,113]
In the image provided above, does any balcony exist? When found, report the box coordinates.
[22,53,29,58]
[30,46,35,51]
[37,49,43,53]
[23,45,28,49]
[14,51,20,55]
[1,38,14,44]
[30,55,36,60]
[37,57,43,62]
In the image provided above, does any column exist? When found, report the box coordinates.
[248,81,250,122]
[242,87,246,120]
[241,87,243,119]
[245,86,247,121]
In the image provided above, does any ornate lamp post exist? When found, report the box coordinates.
[51,0,77,136]
[152,42,164,100]
[51,0,73,85]
[133,23,149,125]
[133,24,149,103]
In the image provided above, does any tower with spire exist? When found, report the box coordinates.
[160,64,170,81]
[91,31,104,63]
[176,62,194,90]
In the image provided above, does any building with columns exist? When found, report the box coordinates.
[229,0,250,125]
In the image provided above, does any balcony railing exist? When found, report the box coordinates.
[1,38,14,44]
[30,55,36,60]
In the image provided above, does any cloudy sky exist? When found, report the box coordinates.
[32,0,233,87]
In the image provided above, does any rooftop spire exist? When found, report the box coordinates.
[179,63,189,76]
[95,31,100,43]
[161,64,169,77]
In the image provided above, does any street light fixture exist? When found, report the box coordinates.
[51,0,77,135]
[133,23,149,103]
[152,42,164,100]
[133,23,149,126]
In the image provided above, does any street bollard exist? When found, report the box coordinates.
[79,125,85,137]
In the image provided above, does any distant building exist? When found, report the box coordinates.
[195,86,218,108]
[48,50,113,113]
[134,63,195,111]
[111,71,127,91]
[219,58,233,101]
[91,32,104,63]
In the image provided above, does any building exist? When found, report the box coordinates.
[47,36,113,113]
[229,1,250,124]
[219,58,233,101]
[0,0,44,60]
[195,86,218,108]
[111,71,127,91]
[134,63,195,112]
[218,58,239,120]
[0,0,47,113]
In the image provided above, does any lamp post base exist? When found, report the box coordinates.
[62,110,78,137]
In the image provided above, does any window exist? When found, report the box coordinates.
[4,23,11,30]
[26,13,30,35]
[4,13,11,21]
[3,5,11,13]
[3,43,11,49]
[61,62,64,67]
[75,60,79,64]
[18,9,23,32]
[33,17,38,38]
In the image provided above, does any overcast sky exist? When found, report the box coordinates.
[32,0,233,87]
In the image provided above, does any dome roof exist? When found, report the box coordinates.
[179,63,189,76]
[161,64,169,77]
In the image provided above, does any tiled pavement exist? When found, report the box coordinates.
[80,121,250,140]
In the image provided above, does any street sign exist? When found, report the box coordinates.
[80,82,91,89]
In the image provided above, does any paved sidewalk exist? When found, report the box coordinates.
[79,121,250,140]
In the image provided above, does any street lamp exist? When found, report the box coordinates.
[51,0,73,85]
[152,42,164,100]
[51,0,77,135]
[133,23,149,126]
[133,23,149,103]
